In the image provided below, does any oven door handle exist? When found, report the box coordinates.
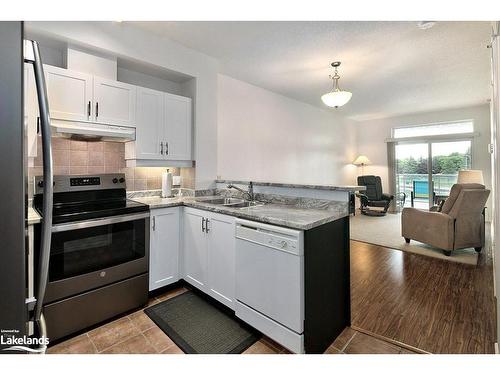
[52,212,150,233]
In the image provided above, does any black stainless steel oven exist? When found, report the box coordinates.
[44,211,149,303]
[34,174,150,341]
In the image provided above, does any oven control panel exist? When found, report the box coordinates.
[34,174,127,194]
[70,177,101,186]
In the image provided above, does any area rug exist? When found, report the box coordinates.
[144,291,260,354]
[350,212,481,265]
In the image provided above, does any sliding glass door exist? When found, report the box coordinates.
[395,143,430,209]
[431,140,472,200]
[395,140,472,209]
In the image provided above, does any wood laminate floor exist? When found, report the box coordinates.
[350,240,496,354]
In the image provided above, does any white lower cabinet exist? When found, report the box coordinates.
[206,212,235,308]
[182,207,235,309]
[182,208,208,289]
[149,207,180,291]
[148,206,235,309]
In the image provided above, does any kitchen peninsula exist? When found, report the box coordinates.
[130,180,364,353]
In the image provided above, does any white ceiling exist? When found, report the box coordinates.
[130,21,492,121]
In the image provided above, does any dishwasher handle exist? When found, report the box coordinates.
[235,218,303,238]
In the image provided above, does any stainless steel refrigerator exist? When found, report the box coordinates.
[0,21,53,354]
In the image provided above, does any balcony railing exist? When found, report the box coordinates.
[396,173,457,208]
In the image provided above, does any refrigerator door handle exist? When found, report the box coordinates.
[24,40,53,335]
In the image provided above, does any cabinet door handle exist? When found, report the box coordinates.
[37,117,40,134]
[201,217,206,233]
[205,218,210,233]
[160,141,164,155]
[165,141,169,155]
[152,216,156,231]
[95,102,99,119]
[87,101,91,119]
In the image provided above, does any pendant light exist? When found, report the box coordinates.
[321,61,352,108]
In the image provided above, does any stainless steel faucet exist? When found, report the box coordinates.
[227,181,254,201]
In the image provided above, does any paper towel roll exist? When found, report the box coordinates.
[162,170,173,198]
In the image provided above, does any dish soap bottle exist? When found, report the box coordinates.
[162,169,173,198]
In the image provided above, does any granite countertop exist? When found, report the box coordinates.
[131,196,348,230]
[130,196,186,209]
[215,179,366,192]
[26,194,348,230]
[28,206,41,225]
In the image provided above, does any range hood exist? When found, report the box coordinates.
[51,120,135,142]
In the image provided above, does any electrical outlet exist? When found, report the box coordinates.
[489,144,494,154]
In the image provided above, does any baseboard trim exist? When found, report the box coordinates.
[351,325,430,354]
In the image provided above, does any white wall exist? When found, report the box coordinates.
[26,21,219,189]
[217,74,358,186]
[117,67,185,96]
[355,104,492,211]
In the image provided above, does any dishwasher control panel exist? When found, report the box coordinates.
[235,219,303,256]
[266,237,296,251]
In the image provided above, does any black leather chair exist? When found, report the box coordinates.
[356,175,394,216]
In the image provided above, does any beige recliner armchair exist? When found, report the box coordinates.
[401,183,489,256]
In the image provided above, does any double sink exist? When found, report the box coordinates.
[196,197,264,209]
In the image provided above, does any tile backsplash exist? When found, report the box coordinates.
[122,166,182,191]
[28,137,195,194]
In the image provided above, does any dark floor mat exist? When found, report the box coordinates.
[144,291,260,354]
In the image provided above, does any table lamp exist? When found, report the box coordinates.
[457,170,484,184]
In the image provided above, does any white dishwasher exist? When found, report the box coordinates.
[235,218,304,353]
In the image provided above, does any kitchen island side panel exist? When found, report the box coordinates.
[303,216,350,353]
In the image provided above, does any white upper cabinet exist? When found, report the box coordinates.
[133,87,165,160]
[164,94,192,160]
[44,65,93,123]
[93,77,136,127]
[126,90,193,164]
[40,64,193,165]
[44,65,136,127]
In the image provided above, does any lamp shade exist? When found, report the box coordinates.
[457,170,484,184]
[352,155,372,166]
[321,90,352,108]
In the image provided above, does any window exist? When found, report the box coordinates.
[392,121,474,139]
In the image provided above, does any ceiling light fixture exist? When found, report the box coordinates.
[321,61,352,108]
